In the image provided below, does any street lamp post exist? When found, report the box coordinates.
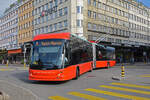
[24,45,26,68]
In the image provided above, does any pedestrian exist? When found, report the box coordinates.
[2,59,4,64]
[120,56,123,63]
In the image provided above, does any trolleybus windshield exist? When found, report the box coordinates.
[30,39,65,70]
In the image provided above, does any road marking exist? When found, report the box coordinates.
[99,85,150,95]
[111,83,150,89]
[68,92,107,100]
[85,88,150,100]
[140,74,150,77]
[48,96,71,100]
[17,68,28,70]
[0,69,14,71]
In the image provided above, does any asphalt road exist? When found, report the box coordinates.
[0,63,150,100]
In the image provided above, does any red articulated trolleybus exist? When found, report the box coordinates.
[92,43,116,69]
[29,32,116,81]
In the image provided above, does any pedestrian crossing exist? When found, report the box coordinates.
[140,74,150,78]
[48,82,150,100]
[68,92,107,100]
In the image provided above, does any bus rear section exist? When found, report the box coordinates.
[29,33,93,81]
[94,44,116,68]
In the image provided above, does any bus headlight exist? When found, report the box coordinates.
[57,71,63,79]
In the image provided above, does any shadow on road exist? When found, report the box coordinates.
[12,71,69,85]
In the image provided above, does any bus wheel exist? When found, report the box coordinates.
[107,62,110,69]
[75,67,80,80]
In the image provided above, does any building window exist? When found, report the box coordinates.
[49,25,53,32]
[50,13,53,19]
[64,20,68,27]
[98,2,101,8]
[49,1,53,9]
[88,0,91,5]
[77,20,80,27]
[59,9,63,17]
[93,0,96,7]
[38,28,41,34]
[60,0,62,4]
[93,24,97,30]
[42,5,45,11]
[38,17,41,24]
[93,12,96,19]
[77,6,80,13]
[46,15,48,21]
[42,27,44,33]
[46,26,48,33]
[45,3,49,10]
[76,6,83,14]
[54,0,58,6]
[54,23,57,31]
[88,22,91,29]
[59,22,62,28]
[64,7,68,15]
[54,11,58,18]
[88,10,91,18]
[42,16,44,23]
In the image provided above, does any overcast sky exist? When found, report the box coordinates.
[0,0,150,16]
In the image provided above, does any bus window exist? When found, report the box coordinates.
[96,45,107,60]
[106,47,115,60]
[30,39,65,70]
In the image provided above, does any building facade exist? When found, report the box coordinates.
[0,2,19,50]
[18,0,34,46]
[0,2,19,63]
[85,0,150,63]
[33,0,69,37]
[127,0,150,62]
[0,0,149,63]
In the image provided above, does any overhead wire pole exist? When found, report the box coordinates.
[23,44,26,68]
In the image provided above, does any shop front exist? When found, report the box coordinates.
[8,49,23,64]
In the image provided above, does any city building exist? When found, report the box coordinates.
[0,0,150,64]
[18,0,34,46]
[127,0,150,62]
[33,0,150,63]
[17,0,34,63]
[86,0,131,63]
[0,1,19,63]
[33,0,69,37]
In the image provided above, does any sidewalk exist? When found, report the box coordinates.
[0,64,29,71]
[0,64,24,67]
[116,62,150,66]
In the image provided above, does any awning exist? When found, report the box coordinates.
[8,49,22,54]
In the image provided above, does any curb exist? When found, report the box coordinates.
[112,76,125,81]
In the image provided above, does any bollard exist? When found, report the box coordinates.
[6,60,9,67]
[121,64,125,78]
[24,63,26,68]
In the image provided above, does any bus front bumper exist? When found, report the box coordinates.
[29,69,66,81]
